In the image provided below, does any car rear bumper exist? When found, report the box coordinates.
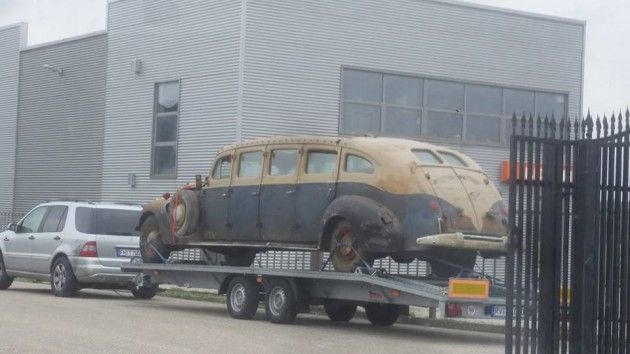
[69,257,137,285]
[415,232,507,253]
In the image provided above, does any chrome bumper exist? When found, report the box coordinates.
[416,232,507,252]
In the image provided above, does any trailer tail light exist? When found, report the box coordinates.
[163,192,171,200]
[429,200,440,211]
[446,303,462,317]
[79,241,98,258]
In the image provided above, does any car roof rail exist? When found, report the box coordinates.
[43,199,95,205]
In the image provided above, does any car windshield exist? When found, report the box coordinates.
[75,207,141,236]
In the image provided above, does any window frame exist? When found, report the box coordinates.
[211,153,233,181]
[305,149,339,176]
[151,79,181,179]
[345,153,375,174]
[339,67,569,147]
[268,147,301,178]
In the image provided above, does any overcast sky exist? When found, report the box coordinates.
[1,0,628,116]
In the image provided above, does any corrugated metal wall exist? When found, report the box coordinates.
[240,0,584,150]
[101,0,242,204]
[0,24,26,212]
[14,34,107,213]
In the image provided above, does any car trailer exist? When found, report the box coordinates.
[122,262,506,326]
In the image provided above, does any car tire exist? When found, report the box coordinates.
[365,303,400,327]
[429,251,477,278]
[324,300,357,322]
[140,215,171,263]
[226,276,259,320]
[0,252,14,290]
[51,257,79,297]
[329,220,372,272]
[223,249,257,267]
[264,278,298,324]
[170,189,200,238]
[132,285,158,300]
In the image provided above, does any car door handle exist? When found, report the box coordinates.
[286,190,295,195]
[53,236,61,241]
[251,191,260,196]
[28,235,35,240]
[3,236,8,242]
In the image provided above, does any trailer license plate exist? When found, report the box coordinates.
[492,305,506,317]
[117,248,141,258]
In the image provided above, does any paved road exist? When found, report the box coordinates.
[0,282,504,354]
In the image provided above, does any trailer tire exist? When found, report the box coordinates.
[365,303,400,327]
[264,278,297,324]
[227,276,259,320]
[171,189,200,238]
[140,215,171,263]
[132,285,158,300]
[324,300,357,322]
[0,252,13,290]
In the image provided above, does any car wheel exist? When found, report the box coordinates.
[365,303,400,327]
[226,276,259,320]
[264,278,297,324]
[131,285,158,300]
[324,300,357,322]
[0,252,14,290]
[51,257,78,297]
[140,215,171,263]
[223,249,257,267]
[170,189,200,238]
[429,251,477,278]
[329,220,372,272]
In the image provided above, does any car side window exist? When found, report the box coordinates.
[270,149,298,176]
[75,207,96,234]
[438,151,468,167]
[345,154,374,174]
[41,206,68,233]
[18,206,49,233]
[306,151,337,175]
[412,149,443,165]
[238,151,263,178]
[212,155,232,180]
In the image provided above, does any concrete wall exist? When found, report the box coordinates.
[14,33,107,212]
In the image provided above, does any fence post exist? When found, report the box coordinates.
[570,139,599,354]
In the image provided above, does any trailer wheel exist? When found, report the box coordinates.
[227,276,259,320]
[324,300,357,322]
[264,278,297,324]
[365,303,400,327]
[140,215,171,263]
[131,285,158,300]
[330,220,372,272]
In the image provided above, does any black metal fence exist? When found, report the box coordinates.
[506,110,630,354]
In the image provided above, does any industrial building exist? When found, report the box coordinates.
[0,0,584,218]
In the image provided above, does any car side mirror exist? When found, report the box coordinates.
[7,223,16,232]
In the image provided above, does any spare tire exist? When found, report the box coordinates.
[170,189,200,238]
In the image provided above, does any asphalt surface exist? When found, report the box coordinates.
[0,282,504,354]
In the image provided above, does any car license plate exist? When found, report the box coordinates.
[491,305,506,317]
[116,248,141,258]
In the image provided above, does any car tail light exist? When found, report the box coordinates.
[163,192,171,200]
[446,303,462,317]
[429,200,440,211]
[79,241,98,258]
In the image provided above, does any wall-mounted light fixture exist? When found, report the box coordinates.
[43,64,63,76]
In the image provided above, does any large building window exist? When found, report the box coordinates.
[152,81,180,177]
[340,69,567,145]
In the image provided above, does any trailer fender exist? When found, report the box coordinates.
[320,195,403,253]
